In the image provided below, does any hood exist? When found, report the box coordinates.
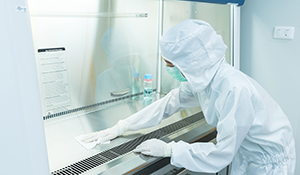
[160,19,227,92]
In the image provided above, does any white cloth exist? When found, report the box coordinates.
[81,120,129,145]
[124,19,295,174]
[74,135,110,149]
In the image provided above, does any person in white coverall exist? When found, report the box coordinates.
[82,19,296,174]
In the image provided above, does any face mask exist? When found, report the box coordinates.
[165,66,187,82]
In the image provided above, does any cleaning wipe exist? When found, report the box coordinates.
[74,135,110,149]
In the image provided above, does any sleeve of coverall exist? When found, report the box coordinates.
[124,82,199,131]
[170,87,256,173]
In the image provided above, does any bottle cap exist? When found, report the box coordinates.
[144,74,153,80]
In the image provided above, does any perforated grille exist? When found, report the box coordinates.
[51,112,204,175]
[44,90,156,120]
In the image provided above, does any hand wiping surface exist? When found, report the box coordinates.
[74,134,110,149]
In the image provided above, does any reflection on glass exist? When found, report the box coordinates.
[95,27,150,102]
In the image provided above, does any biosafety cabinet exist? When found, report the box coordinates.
[1,0,244,174]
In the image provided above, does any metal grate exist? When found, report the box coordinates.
[51,112,204,175]
[43,90,156,120]
[110,130,164,155]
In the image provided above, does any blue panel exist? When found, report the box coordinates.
[181,0,245,6]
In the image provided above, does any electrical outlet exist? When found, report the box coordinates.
[273,26,295,40]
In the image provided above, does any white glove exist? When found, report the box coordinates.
[81,120,129,144]
[133,138,174,157]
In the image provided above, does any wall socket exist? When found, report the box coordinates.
[273,26,295,40]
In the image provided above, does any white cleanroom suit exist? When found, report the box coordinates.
[83,19,296,174]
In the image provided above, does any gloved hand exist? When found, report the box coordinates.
[133,139,174,157]
[81,120,129,144]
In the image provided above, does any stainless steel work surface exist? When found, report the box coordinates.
[43,95,207,174]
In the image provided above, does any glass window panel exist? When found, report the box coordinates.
[29,0,159,116]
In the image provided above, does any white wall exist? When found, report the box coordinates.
[240,0,300,173]
[0,0,50,174]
